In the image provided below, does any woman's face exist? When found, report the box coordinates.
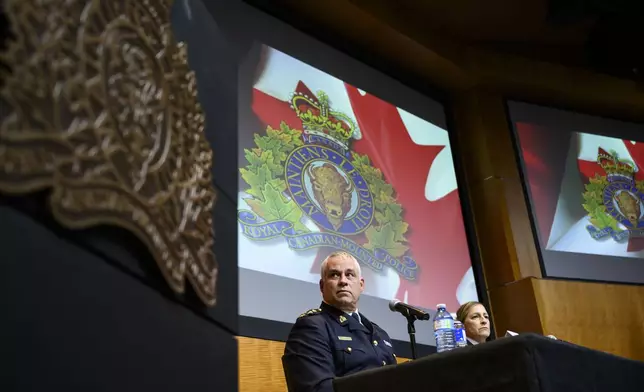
[463,304,490,343]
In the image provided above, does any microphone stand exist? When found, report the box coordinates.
[405,314,418,360]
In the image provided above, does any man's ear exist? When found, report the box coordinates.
[319,279,324,293]
[359,277,365,293]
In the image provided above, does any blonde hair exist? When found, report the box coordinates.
[456,301,484,323]
[320,251,362,278]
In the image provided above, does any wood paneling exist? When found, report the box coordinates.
[238,336,410,392]
[488,278,544,338]
[451,90,542,288]
[489,278,644,361]
[533,279,644,361]
[238,337,287,392]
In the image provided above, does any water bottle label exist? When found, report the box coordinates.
[434,319,454,330]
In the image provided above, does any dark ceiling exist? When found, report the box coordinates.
[345,0,644,80]
[4,0,640,83]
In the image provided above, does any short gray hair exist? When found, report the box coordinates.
[320,251,362,278]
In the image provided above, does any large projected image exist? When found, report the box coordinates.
[511,101,644,284]
[238,45,477,311]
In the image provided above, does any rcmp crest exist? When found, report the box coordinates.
[238,86,419,280]
[584,148,644,242]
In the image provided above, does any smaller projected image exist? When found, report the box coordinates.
[540,132,644,258]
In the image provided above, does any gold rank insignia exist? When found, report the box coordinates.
[298,308,321,318]
[339,315,347,324]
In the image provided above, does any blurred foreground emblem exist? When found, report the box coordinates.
[0,0,219,306]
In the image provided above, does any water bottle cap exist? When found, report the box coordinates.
[436,303,446,309]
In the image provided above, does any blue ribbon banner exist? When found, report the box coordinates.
[238,210,419,281]
[586,225,631,242]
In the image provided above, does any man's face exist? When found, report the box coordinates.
[320,255,364,312]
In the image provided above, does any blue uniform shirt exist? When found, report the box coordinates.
[282,302,397,392]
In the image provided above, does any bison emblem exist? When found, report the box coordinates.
[308,163,355,230]
[616,191,641,226]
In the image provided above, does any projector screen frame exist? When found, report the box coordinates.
[506,98,644,287]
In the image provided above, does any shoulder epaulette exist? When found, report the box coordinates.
[298,308,322,318]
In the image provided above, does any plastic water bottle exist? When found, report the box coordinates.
[454,321,467,348]
[433,304,456,352]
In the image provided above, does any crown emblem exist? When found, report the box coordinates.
[597,148,636,181]
[289,85,359,148]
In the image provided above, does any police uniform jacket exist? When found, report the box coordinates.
[282,302,397,392]
[466,337,490,346]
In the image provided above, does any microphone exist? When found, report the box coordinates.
[388,299,430,320]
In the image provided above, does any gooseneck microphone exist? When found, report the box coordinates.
[389,299,427,360]
[388,299,430,321]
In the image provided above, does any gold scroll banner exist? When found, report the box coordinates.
[0,0,219,306]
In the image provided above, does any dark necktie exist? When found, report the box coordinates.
[351,312,362,325]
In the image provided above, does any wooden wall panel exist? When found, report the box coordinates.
[488,278,544,338]
[533,279,644,361]
[489,278,644,361]
[238,337,410,392]
[238,337,287,392]
[451,90,542,289]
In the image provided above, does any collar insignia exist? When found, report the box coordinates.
[339,315,347,324]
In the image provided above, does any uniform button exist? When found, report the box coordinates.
[347,347,352,353]
[373,340,378,346]
[382,360,386,366]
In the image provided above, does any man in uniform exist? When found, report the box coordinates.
[282,251,398,392]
